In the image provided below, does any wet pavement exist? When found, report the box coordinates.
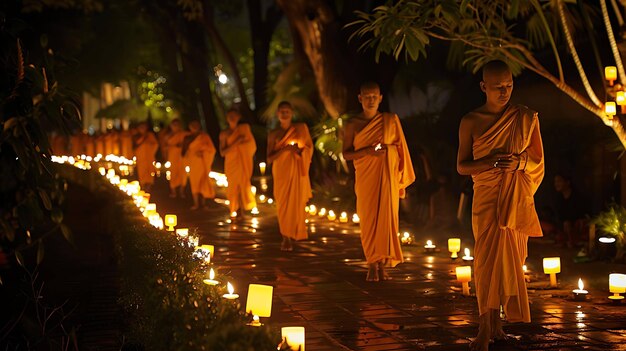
[150,179,626,351]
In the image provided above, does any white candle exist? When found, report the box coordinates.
[203,268,219,286]
[222,282,239,299]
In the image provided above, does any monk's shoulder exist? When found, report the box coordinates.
[512,104,539,120]
[268,128,281,139]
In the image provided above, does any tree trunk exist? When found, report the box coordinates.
[247,0,282,119]
[276,0,352,118]
[202,0,253,120]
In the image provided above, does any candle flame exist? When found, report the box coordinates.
[426,240,433,246]
[402,232,410,238]
[578,278,584,290]
[523,264,527,272]
[210,268,215,280]
[340,212,347,218]
[253,315,260,322]
[464,248,470,256]
[227,282,234,295]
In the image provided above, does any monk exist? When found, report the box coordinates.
[342,81,415,282]
[183,120,216,210]
[457,60,544,351]
[165,118,189,198]
[219,109,257,216]
[133,122,159,191]
[267,101,313,251]
[119,128,134,159]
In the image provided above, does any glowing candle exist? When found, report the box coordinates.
[339,212,348,223]
[281,327,305,351]
[98,167,106,176]
[318,208,327,217]
[352,213,360,224]
[605,66,617,86]
[259,162,267,176]
[203,268,219,286]
[251,207,259,215]
[462,248,474,261]
[543,257,561,287]
[401,232,412,245]
[308,205,317,216]
[572,278,588,301]
[609,273,626,300]
[231,211,238,218]
[223,282,239,299]
[259,194,267,203]
[164,214,177,231]
[448,238,461,259]
[456,266,472,296]
[327,210,336,221]
[144,203,157,217]
[424,240,436,253]
[523,264,530,283]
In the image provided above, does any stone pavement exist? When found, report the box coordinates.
[150,180,626,351]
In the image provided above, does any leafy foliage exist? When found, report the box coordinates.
[0,16,80,259]
[591,203,626,261]
[112,198,279,350]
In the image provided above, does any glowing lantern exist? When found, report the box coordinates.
[448,238,461,259]
[281,327,305,351]
[605,66,617,86]
[245,284,273,326]
[456,266,472,296]
[176,228,189,238]
[606,101,617,117]
[164,214,177,231]
[327,210,336,221]
[609,273,626,300]
[543,257,561,287]
[339,212,348,223]
[259,162,267,176]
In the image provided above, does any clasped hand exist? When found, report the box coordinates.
[367,143,387,156]
[283,143,302,155]
[487,152,520,171]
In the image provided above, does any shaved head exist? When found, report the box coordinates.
[482,60,511,81]
[359,81,380,93]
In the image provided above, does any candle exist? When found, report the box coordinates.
[308,205,317,216]
[318,208,327,217]
[267,198,274,204]
[609,273,626,300]
[401,232,412,245]
[203,268,219,286]
[352,213,360,224]
[543,257,561,287]
[231,211,238,218]
[259,162,267,176]
[339,212,348,223]
[223,282,239,299]
[523,264,530,283]
[164,214,177,231]
[176,228,189,238]
[448,238,461,259]
[98,167,106,176]
[281,327,305,351]
[144,203,157,217]
[259,194,267,203]
[251,207,260,215]
[456,266,472,296]
[572,278,588,301]
[606,66,617,86]
[374,143,382,151]
[462,248,474,261]
[327,210,336,221]
[245,284,273,326]
[424,240,436,253]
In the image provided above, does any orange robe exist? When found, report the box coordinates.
[70,134,82,156]
[134,132,159,187]
[166,131,189,190]
[223,124,257,213]
[119,130,134,159]
[471,104,544,323]
[353,113,415,267]
[272,123,313,240]
[83,134,95,157]
[95,135,105,156]
[184,133,216,198]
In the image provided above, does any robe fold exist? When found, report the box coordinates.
[166,131,189,190]
[272,123,313,240]
[119,130,134,159]
[223,124,257,212]
[471,104,544,323]
[184,133,216,198]
[84,134,95,157]
[134,132,159,187]
[353,113,415,267]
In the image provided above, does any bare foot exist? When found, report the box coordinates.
[491,310,507,341]
[470,313,491,351]
[378,261,392,280]
[280,236,293,251]
[366,263,379,282]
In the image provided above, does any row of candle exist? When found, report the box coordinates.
[98,163,305,350]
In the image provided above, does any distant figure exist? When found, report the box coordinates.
[553,174,588,248]
[342,81,415,282]
[119,128,134,159]
[267,101,313,251]
[165,118,189,198]
[133,122,159,191]
[219,109,257,216]
[457,60,544,351]
[94,132,105,156]
[183,120,216,210]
